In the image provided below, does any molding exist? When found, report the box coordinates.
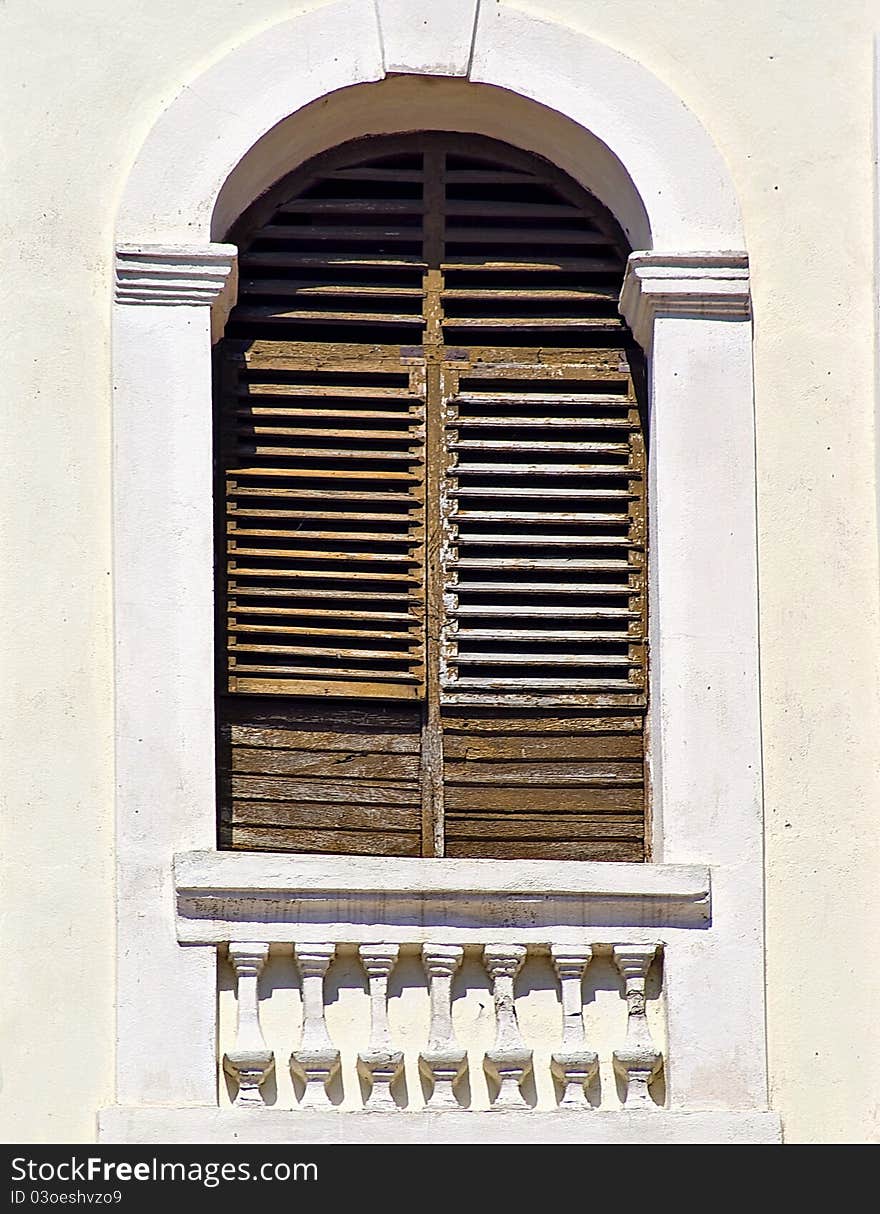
[97,1107,783,1145]
[173,852,712,943]
[115,243,238,339]
[619,251,751,349]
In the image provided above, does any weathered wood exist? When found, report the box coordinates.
[218,131,646,861]
[445,840,643,861]
[443,785,643,812]
[230,799,420,830]
[444,814,643,840]
[231,775,422,805]
[230,726,422,753]
[232,677,423,699]
[443,733,644,759]
[443,759,642,784]
[228,826,422,856]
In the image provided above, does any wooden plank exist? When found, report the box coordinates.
[443,759,642,784]
[232,748,421,779]
[234,384,419,400]
[450,654,635,668]
[241,253,427,269]
[229,641,419,661]
[240,281,424,298]
[230,726,422,753]
[259,224,424,241]
[444,814,643,840]
[232,677,423,698]
[443,785,643,812]
[449,438,629,453]
[443,316,624,330]
[441,257,623,272]
[445,839,643,861]
[231,799,420,830]
[234,426,422,442]
[443,733,644,759]
[233,307,424,325]
[279,198,424,214]
[444,227,609,245]
[231,775,422,805]
[230,623,419,642]
[228,826,421,856]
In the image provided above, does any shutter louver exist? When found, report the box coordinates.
[217,134,647,861]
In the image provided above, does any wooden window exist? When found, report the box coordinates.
[215,133,647,861]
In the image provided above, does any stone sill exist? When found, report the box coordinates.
[98,1106,780,1145]
[174,851,711,944]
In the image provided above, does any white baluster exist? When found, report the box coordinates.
[550,945,598,1107]
[482,944,532,1109]
[418,944,467,1108]
[290,943,340,1108]
[223,942,274,1107]
[612,944,662,1106]
[357,944,404,1109]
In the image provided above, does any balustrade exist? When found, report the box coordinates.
[219,939,664,1111]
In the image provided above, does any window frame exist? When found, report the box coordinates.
[104,0,771,1137]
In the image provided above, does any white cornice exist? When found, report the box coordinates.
[115,243,238,305]
[619,251,750,349]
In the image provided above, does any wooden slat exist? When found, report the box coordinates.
[443,733,644,759]
[228,826,421,856]
[231,775,421,805]
[231,800,420,830]
[445,839,642,861]
[233,677,422,698]
[443,785,643,812]
[230,726,422,753]
[232,748,421,780]
[444,759,642,784]
[444,814,643,840]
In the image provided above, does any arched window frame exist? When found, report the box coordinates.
[103,0,776,1144]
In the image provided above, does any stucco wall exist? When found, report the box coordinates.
[1,0,878,1144]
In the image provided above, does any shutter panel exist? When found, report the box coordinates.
[434,143,646,862]
[216,134,647,861]
[217,146,429,853]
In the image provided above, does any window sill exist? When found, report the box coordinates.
[174,851,711,944]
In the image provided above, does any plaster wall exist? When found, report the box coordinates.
[1,0,878,1144]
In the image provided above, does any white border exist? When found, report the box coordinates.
[107,0,769,1139]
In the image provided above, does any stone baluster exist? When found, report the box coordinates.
[612,944,662,1106]
[550,946,598,1107]
[222,942,274,1107]
[418,944,467,1108]
[483,944,532,1109]
[290,943,340,1107]
[357,944,404,1108]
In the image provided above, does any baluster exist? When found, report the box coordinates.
[482,944,532,1109]
[223,942,274,1107]
[357,944,404,1109]
[418,944,467,1108]
[612,944,662,1106]
[550,945,598,1107]
[220,942,273,1107]
[289,943,340,1108]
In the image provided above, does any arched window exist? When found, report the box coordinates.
[215,133,648,862]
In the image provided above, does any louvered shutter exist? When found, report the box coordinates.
[216,133,647,861]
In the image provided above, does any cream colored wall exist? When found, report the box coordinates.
[1,0,878,1144]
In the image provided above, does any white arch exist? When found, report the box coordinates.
[116,0,743,252]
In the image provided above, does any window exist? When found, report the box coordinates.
[215,133,647,862]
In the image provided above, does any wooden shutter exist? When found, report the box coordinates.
[216,134,647,861]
